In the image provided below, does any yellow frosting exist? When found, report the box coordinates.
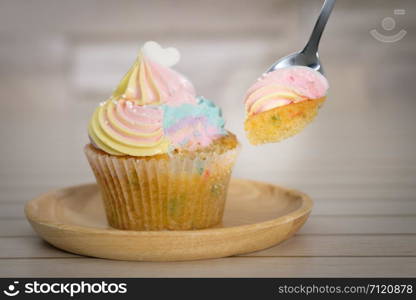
[112,53,169,105]
[88,99,169,156]
[247,89,304,116]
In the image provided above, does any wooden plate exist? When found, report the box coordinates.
[25,178,312,261]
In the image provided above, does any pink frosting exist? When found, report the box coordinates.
[165,116,223,151]
[245,66,329,116]
[124,56,197,106]
[103,99,164,145]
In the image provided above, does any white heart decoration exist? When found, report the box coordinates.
[141,41,180,67]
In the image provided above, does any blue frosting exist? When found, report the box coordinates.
[162,96,226,134]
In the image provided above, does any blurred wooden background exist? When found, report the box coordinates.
[0,0,415,277]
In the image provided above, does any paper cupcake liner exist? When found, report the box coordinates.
[84,144,239,230]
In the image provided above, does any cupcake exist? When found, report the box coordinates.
[244,66,329,145]
[85,41,239,230]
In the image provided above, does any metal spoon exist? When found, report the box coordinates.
[267,0,336,75]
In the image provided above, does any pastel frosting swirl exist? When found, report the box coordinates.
[113,54,196,106]
[88,98,168,156]
[88,44,226,156]
[245,66,329,117]
[163,97,226,151]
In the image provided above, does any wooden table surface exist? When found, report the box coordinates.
[1,0,415,277]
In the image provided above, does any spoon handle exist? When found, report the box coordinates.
[302,0,336,55]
